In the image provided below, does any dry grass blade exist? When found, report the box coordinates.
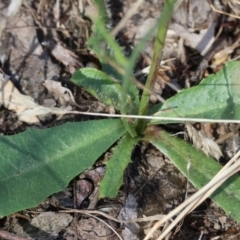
[15,100,240,124]
[143,150,240,240]
[143,219,172,240]
[6,87,240,124]
[59,208,166,224]
[156,154,240,240]
[207,0,240,19]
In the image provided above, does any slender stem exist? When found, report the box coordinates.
[93,0,110,26]
[136,0,176,134]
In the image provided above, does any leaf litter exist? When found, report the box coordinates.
[1,0,240,240]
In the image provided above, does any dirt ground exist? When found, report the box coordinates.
[1,0,240,239]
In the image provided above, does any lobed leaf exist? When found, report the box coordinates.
[150,61,240,124]
[0,119,126,217]
[144,125,240,222]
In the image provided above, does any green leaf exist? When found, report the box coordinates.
[88,21,126,69]
[72,68,138,113]
[88,0,127,80]
[88,1,140,115]
[150,61,240,124]
[86,1,140,118]
[144,125,240,222]
[0,119,126,217]
[100,134,138,198]
[92,0,110,29]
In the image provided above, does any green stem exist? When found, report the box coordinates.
[136,0,176,134]
[93,0,110,27]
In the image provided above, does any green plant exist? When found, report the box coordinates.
[1,0,240,224]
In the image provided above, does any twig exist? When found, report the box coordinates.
[207,0,240,19]
[59,208,165,223]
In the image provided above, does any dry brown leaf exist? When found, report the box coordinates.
[49,41,80,73]
[13,91,73,118]
[212,37,240,66]
[18,105,72,118]
[42,79,81,108]
[186,123,222,160]
[8,10,43,59]
[0,73,41,125]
